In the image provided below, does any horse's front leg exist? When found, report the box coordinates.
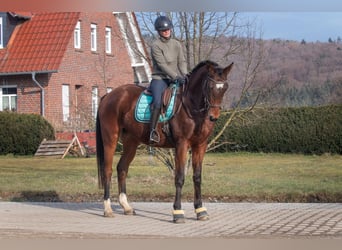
[192,144,209,221]
[117,140,138,215]
[173,143,189,223]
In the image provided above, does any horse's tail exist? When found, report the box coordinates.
[96,110,105,189]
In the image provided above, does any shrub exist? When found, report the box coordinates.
[0,112,55,155]
[212,105,342,154]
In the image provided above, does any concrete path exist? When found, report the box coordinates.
[0,202,341,239]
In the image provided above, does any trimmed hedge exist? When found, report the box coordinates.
[0,112,55,155]
[212,105,342,154]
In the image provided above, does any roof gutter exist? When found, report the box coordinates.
[0,70,57,76]
[0,70,57,117]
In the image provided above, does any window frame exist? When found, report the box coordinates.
[91,86,98,119]
[0,85,17,112]
[62,84,70,122]
[105,26,112,54]
[90,23,97,52]
[0,17,3,49]
[74,20,81,49]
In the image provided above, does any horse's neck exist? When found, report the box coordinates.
[183,74,207,116]
[189,71,207,100]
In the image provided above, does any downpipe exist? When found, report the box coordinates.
[32,72,45,117]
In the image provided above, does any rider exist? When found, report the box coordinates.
[149,15,188,143]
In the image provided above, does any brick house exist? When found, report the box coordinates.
[0,12,151,133]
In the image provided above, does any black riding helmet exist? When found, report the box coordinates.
[154,16,173,31]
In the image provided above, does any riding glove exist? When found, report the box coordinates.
[175,75,186,85]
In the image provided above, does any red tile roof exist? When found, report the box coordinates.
[0,12,80,74]
[8,12,33,19]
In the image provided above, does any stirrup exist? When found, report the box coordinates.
[149,129,160,143]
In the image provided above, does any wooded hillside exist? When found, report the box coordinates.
[139,13,341,108]
[218,39,342,108]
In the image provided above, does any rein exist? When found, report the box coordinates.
[203,76,226,109]
[179,75,224,119]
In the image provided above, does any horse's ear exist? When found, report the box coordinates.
[224,62,234,76]
[208,63,216,75]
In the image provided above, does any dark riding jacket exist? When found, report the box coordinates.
[151,36,187,81]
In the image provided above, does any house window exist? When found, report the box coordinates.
[91,87,98,119]
[62,84,70,122]
[90,23,97,52]
[74,21,81,49]
[0,86,17,111]
[0,17,3,49]
[105,27,111,54]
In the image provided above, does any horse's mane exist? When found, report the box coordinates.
[189,60,219,75]
[184,60,219,94]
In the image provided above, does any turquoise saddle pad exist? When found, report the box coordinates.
[135,84,177,123]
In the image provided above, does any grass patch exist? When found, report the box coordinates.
[0,153,341,202]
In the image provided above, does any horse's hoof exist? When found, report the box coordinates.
[124,209,136,215]
[174,218,185,223]
[197,214,209,221]
[173,210,185,223]
[104,211,115,218]
[195,207,209,221]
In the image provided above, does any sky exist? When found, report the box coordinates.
[2,1,342,43]
[243,12,342,42]
[241,12,342,42]
[4,0,342,12]
[138,12,342,43]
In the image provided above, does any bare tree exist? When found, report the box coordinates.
[135,12,268,171]
[137,12,240,68]
[208,28,267,151]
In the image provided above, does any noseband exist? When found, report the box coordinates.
[182,75,227,119]
[204,76,227,110]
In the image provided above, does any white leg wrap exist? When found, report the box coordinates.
[103,198,114,217]
[104,198,111,211]
[119,193,133,213]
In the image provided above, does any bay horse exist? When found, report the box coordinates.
[96,60,233,223]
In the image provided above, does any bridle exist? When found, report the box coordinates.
[203,76,228,110]
[180,74,228,119]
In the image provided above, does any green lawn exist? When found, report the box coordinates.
[0,152,341,202]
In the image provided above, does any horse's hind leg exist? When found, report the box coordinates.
[103,143,117,217]
[117,140,138,215]
[101,123,120,218]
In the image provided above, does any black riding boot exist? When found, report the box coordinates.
[149,108,161,143]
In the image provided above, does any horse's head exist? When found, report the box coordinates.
[185,60,233,121]
[205,62,234,122]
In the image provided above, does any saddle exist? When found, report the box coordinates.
[135,84,179,123]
